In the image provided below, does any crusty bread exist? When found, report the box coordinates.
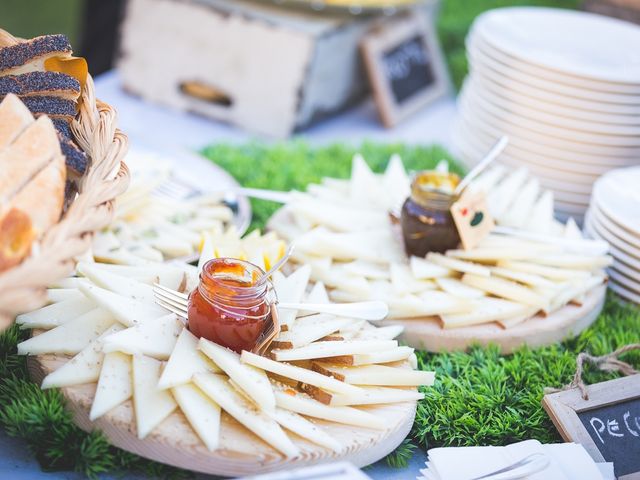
[0,115,61,205]
[0,34,71,76]
[0,72,80,101]
[0,207,34,271]
[20,96,77,121]
[9,153,66,235]
[0,93,33,149]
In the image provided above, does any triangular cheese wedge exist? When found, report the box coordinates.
[85,263,186,291]
[41,324,124,389]
[46,288,84,303]
[382,154,410,212]
[194,373,298,456]
[312,363,435,387]
[273,315,351,349]
[172,383,221,451]
[435,277,486,299]
[273,265,311,330]
[17,308,115,355]
[157,328,220,389]
[132,355,177,439]
[320,385,424,406]
[349,154,380,206]
[461,273,549,308]
[325,346,414,366]
[269,408,342,453]
[15,295,95,329]
[427,253,491,277]
[77,262,157,303]
[102,314,182,360]
[409,256,451,280]
[90,352,132,420]
[354,325,404,340]
[441,298,538,329]
[198,339,275,412]
[305,281,330,304]
[80,283,167,326]
[271,340,398,362]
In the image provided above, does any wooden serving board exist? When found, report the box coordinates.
[382,284,606,353]
[27,355,416,477]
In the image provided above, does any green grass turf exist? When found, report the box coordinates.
[1,143,638,477]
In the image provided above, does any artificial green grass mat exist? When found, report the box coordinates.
[1,142,638,478]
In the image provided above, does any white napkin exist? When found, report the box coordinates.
[418,440,606,480]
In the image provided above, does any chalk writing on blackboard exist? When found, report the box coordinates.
[382,35,435,105]
[578,398,640,477]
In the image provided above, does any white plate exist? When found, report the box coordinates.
[463,79,640,136]
[469,73,640,126]
[589,204,640,250]
[609,281,640,304]
[468,46,640,106]
[474,7,640,84]
[459,85,640,147]
[608,268,640,294]
[591,167,640,237]
[586,208,640,259]
[468,29,640,95]
[609,258,640,283]
[584,217,640,271]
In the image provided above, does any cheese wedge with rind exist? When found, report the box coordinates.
[272,340,397,362]
[17,308,115,355]
[172,383,221,451]
[441,299,538,329]
[461,273,549,308]
[273,265,311,330]
[157,328,220,389]
[320,386,424,406]
[194,373,298,457]
[102,314,182,360]
[435,277,486,299]
[15,296,95,329]
[132,355,177,439]
[90,351,132,420]
[312,363,435,387]
[240,351,360,395]
[273,315,351,349]
[77,262,157,304]
[496,261,591,281]
[198,339,276,412]
[409,256,452,280]
[46,288,84,303]
[426,253,491,277]
[41,324,123,389]
[325,346,415,366]
[269,408,342,453]
[80,283,167,326]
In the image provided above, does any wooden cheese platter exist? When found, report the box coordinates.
[27,353,416,477]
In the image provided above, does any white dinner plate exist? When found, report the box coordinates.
[460,86,640,147]
[463,80,640,136]
[584,217,640,271]
[474,7,640,84]
[587,210,640,259]
[468,46,640,106]
[591,167,640,237]
[608,266,640,293]
[609,281,640,305]
[469,73,640,127]
[589,204,640,250]
[468,30,640,95]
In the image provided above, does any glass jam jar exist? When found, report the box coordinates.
[188,258,274,353]
[400,171,461,257]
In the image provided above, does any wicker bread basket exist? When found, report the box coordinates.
[0,73,130,330]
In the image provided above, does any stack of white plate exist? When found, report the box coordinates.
[453,7,640,220]
[584,167,640,304]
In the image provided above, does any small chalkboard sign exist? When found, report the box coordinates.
[543,375,640,480]
[361,10,448,127]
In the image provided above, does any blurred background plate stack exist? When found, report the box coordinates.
[584,167,640,305]
[453,7,640,222]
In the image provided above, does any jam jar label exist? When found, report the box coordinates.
[451,190,495,250]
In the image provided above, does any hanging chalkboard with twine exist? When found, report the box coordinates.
[360,9,449,128]
[543,344,640,480]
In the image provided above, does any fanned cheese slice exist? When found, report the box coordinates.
[441,299,538,329]
[382,153,410,211]
[80,283,167,326]
[410,256,451,280]
[349,153,380,206]
[354,325,404,341]
[102,314,182,360]
[194,373,298,457]
[341,261,390,281]
[462,273,549,308]
[391,263,437,294]
[269,408,342,453]
[157,329,220,389]
[490,267,555,288]
[273,315,351,349]
[49,277,90,289]
[172,383,221,451]
[41,324,124,389]
[90,352,132,420]
[273,265,311,330]
[132,355,177,439]
[435,277,486,299]
[496,260,591,281]
[310,385,424,406]
[305,281,330,303]
[273,388,385,430]
[46,288,84,303]
[17,308,115,355]
[85,263,186,291]
[240,351,360,395]
[272,340,397,362]
[324,346,415,366]
[15,296,95,329]
[77,262,157,303]
[426,253,491,277]
[198,339,275,412]
[525,254,613,270]
[312,363,435,387]
[387,291,472,318]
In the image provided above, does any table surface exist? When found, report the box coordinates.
[0,70,456,480]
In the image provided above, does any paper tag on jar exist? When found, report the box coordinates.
[450,190,494,250]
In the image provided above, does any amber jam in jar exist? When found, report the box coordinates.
[400,171,461,257]
[188,258,274,353]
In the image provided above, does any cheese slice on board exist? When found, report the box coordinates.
[387,292,472,319]
[194,373,299,457]
[441,299,538,329]
[48,277,90,289]
[410,256,451,280]
[490,267,555,288]
[102,314,182,360]
[80,283,168,326]
[496,261,590,281]
[324,346,415,366]
[240,351,359,395]
[41,324,124,389]
[426,253,491,277]
[15,296,95,329]
[90,351,132,420]
[198,339,276,412]
[391,263,438,294]
[157,328,220,389]
[312,363,435,387]
[305,281,330,303]
[354,325,404,341]
[526,254,613,270]
[461,273,549,308]
[272,340,398,362]
[172,383,221,451]
[273,265,311,330]
[77,262,157,304]
[46,288,84,303]
[17,308,115,355]
[269,408,342,453]
[273,388,385,430]
[307,385,424,406]
[435,278,486,299]
[132,355,178,439]
[85,263,186,292]
[272,315,351,349]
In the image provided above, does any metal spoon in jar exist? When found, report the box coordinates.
[254,243,295,287]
